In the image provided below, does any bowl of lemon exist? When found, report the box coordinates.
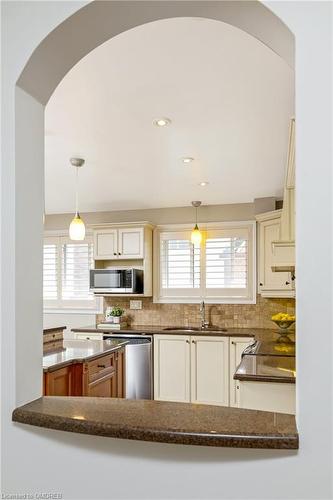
[271,313,295,342]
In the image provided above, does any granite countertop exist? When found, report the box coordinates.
[72,324,259,337]
[12,396,298,449]
[43,339,128,372]
[234,355,296,383]
[43,326,66,334]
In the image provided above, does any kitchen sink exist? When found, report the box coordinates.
[163,326,228,333]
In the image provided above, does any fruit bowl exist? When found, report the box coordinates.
[271,313,295,343]
[272,319,295,330]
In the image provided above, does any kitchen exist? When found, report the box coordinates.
[23,16,296,447]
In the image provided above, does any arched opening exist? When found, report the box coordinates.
[3,1,333,499]
[14,0,295,405]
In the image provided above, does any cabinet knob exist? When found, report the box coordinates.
[231,341,235,345]
[285,281,290,285]
[192,340,196,344]
[259,282,263,287]
[118,252,121,255]
[186,340,190,344]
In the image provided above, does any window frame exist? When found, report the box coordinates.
[43,231,102,314]
[153,221,256,304]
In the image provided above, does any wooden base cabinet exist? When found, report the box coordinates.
[154,335,229,406]
[229,337,254,407]
[43,348,125,398]
[44,366,73,396]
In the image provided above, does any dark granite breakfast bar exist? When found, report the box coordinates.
[12,397,298,449]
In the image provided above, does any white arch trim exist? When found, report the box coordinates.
[17,0,294,105]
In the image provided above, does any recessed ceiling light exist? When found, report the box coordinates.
[181,157,194,164]
[153,117,171,127]
[199,181,209,186]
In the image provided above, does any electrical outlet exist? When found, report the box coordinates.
[130,300,142,310]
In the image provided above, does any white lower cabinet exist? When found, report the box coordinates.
[74,332,103,341]
[237,380,296,414]
[191,336,229,406]
[154,335,229,406]
[153,335,191,403]
[229,337,254,407]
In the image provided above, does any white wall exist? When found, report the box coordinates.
[1,2,332,499]
[43,313,96,339]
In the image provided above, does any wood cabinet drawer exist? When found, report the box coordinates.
[86,354,115,382]
[43,331,64,343]
[43,340,64,354]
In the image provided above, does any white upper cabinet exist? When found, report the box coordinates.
[94,229,118,259]
[256,210,295,298]
[191,336,229,406]
[93,224,147,260]
[229,337,254,407]
[118,227,144,259]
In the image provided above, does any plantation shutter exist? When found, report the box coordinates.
[204,227,253,299]
[43,235,98,310]
[43,241,59,301]
[61,241,93,300]
[159,231,201,298]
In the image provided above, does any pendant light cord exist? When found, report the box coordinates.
[75,166,79,215]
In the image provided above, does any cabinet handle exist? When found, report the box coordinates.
[86,337,90,340]
[97,364,106,368]
[236,385,240,390]
[285,281,290,285]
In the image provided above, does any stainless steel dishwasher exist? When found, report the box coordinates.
[103,333,152,399]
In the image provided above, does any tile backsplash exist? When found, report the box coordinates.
[98,295,295,330]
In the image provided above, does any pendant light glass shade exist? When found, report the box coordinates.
[191,201,202,246]
[69,213,85,240]
[191,224,202,245]
[69,158,85,241]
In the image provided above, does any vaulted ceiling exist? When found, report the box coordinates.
[45,17,294,214]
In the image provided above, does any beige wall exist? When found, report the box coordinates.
[44,198,277,231]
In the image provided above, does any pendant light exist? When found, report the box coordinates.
[191,201,202,245]
[69,157,86,241]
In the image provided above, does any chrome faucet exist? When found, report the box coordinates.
[200,300,210,330]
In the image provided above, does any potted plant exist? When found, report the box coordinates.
[109,306,125,324]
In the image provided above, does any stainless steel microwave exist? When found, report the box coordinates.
[89,268,143,294]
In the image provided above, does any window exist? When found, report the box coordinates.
[43,235,99,311]
[155,222,255,303]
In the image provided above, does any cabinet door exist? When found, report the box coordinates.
[238,380,296,414]
[191,336,229,406]
[85,371,117,397]
[94,229,118,260]
[229,337,253,407]
[44,366,72,396]
[154,335,190,402]
[115,348,125,398]
[258,217,292,295]
[118,227,144,259]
